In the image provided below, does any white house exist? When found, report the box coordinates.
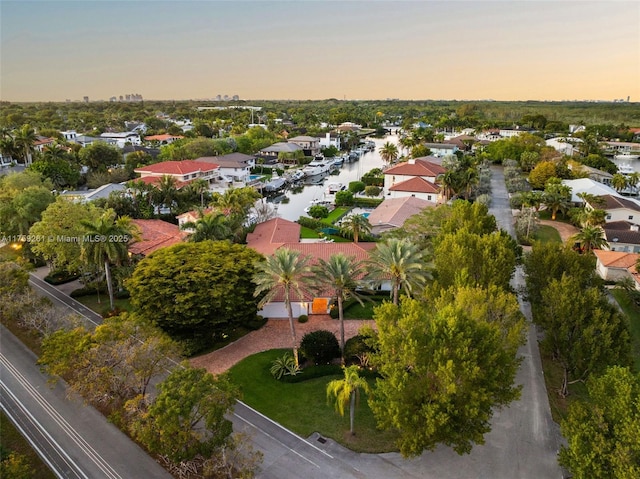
[546,137,582,156]
[100,132,141,148]
[318,132,341,151]
[603,221,640,253]
[383,157,445,202]
[422,143,458,157]
[594,194,640,226]
[196,153,255,185]
[288,136,320,157]
[593,249,639,285]
[134,160,221,189]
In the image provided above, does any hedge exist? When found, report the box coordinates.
[44,271,80,285]
[353,197,384,208]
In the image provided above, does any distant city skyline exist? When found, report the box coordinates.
[1,1,639,102]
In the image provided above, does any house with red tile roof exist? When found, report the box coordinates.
[245,217,380,318]
[143,134,184,145]
[134,160,221,189]
[383,157,444,202]
[128,219,187,256]
[593,249,639,287]
[367,196,435,235]
[33,136,55,152]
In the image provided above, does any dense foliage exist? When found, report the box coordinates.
[127,241,263,354]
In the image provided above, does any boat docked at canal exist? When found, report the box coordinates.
[326,182,346,194]
[302,156,334,177]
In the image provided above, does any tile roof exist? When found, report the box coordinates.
[144,134,184,141]
[389,176,440,193]
[134,160,219,175]
[367,196,434,228]
[384,158,446,177]
[132,176,188,189]
[593,249,639,269]
[245,217,302,255]
[129,219,187,256]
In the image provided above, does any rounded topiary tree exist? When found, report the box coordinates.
[348,181,365,194]
[300,330,340,365]
[308,205,329,219]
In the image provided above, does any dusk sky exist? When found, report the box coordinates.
[1,0,639,102]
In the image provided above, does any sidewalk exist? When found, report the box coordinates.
[31,265,84,296]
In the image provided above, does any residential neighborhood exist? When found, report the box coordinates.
[2,97,640,479]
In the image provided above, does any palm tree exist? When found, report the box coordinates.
[42,143,68,160]
[152,175,179,215]
[253,248,313,367]
[570,226,607,254]
[366,238,428,305]
[544,190,571,221]
[80,211,138,311]
[312,253,365,362]
[183,212,231,242]
[340,214,372,243]
[611,173,628,193]
[326,365,371,435]
[440,170,462,201]
[0,135,19,163]
[14,125,37,166]
[379,142,399,167]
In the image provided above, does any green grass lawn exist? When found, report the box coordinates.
[75,294,133,316]
[343,295,388,319]
[1,411,57,479]
[228,349,399,453]
[533,225,562,243]
[323,207,351,224]
[300,226,320,239]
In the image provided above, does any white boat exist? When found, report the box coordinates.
[614,153,640,161]
[303,198,333,213]
[289,170,305,181]
[326,182,346,194]
[617,163,635,175]
[332,156,344,167]
[263,177,287,193]
[302,156,333,177]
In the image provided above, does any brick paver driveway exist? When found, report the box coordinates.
[190,315,374,375]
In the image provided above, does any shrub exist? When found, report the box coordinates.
[335,190,354,206]
[348,181,366,194]
[300,330,340,365]
[44,270,80,285]
[247,315,267,330]
[352,197,384,208]
[70,283,108,297]
[308,205,329,219]
[280,364,342,383]
[298,314,308,323]
[270,353,301,379]
[297,216,328,231]
[344,334,377,366]
[364,185,381,197]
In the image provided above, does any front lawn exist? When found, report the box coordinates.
[343,294,388,319]
[228,349,398,453]
[75,294,133,316]
[533,225,562,243]
[323,207,351,224]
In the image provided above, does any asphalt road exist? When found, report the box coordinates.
[0,325,173,479]
[3,165,563,478]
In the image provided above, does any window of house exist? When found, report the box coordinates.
[629,216,634,220]
[607,215,612,220]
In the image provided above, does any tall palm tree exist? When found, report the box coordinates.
[379,142,399,167]
[80,211,138,311]
[253,248,313,367]
[570,226,607,254]
[14,125,37,166]
[152,175,179,215]
[183,212,231,242]
[42,143,68,160]
[340,214,372,243]
[0,136,19,163]
[611,173,629,193]
[312,253,365,362]
[366,238,428,305]
[326,365,371,435]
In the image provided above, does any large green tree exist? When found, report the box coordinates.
[29,197,103,272]
[379,141,399,166]
[127,364,237,463]
[538,275,631,397]
[127,241,262,354]
[78,142,121,173]
[0,171,55,237]
[252,248,313,367]
[370,298,522,457]
[559,366,640,479]
[433,229,516,291]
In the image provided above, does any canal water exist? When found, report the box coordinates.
[267,134,401,222]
